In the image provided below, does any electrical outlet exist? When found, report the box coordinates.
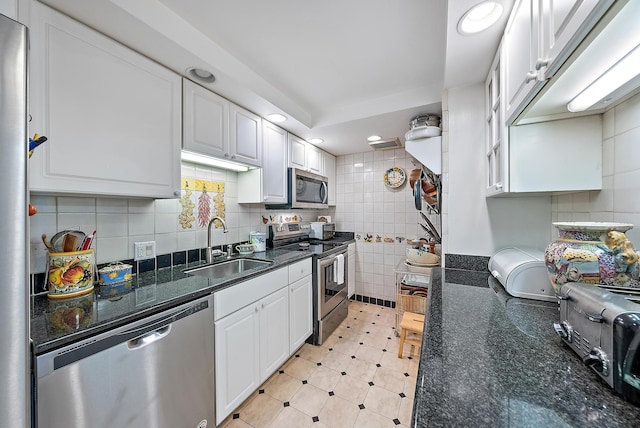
[134,241,156,261]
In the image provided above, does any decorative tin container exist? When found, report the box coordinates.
[98,263,132,285]
[46,249,95,299]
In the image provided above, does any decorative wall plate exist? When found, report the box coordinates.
[384,167,406,188]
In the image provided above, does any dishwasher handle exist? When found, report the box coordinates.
[127,325,171,350]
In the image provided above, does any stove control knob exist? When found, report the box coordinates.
[553,321,573,343]
[583,347,609,376]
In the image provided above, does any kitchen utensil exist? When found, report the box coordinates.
[41,234,53,252]
[50,230,86,253]
[414,178,422,210]
[405,126,441,141]
[419,223,438,243]
[409,168,422,190]
[420,212,441,243]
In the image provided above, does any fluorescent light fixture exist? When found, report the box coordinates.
[267,113,287,123]
[367,135,381,142]
[567,44,640,112]
[458,1,503,35]
[181,151,249,172]
[308,138,324,144]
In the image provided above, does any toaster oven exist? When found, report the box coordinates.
[554,282,640,404]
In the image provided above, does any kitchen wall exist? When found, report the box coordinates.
[444,83,553,257]
[331,149,440,302]
[29,161,320,277]
[550,92,640,245]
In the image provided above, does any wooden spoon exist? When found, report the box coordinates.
[41,234,53,252]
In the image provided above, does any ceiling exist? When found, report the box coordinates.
[38,0,513,156]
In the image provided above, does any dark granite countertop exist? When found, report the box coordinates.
[31,249,312,355]
[412,269,639,427]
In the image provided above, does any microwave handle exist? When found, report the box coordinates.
[321,181,328,203]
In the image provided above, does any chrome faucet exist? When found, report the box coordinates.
[206,216,228,263]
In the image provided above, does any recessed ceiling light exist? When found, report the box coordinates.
[267,113,287,123]
[187,67,215,83]
[457,1,504,35]
[367,135,382,142]
[309,138,324,144]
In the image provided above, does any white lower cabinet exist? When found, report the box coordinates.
[259,287,290,382]
[214,301,260,425]
[289,275,313,352]
[214,259,312,425]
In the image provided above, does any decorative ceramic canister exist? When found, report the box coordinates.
[544,222,640,294]
[46,249,95,299]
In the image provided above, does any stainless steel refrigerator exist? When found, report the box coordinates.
[0,12,31,428]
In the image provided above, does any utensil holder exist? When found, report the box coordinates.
[46,249,95,299]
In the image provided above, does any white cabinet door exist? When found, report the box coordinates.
[214,302,260,425]
[230,104,262,167]
[306,144,322,174]
[485,44,509,196]
[259,287,290,383]
[262,121,288,203]
[539,0,612,78]
[503,0,542,124]
[289,275,313,352]
[28,2,181,198]
[347,243,356,298]
[322,151,336,205]
[288,134,307,170]
[183,78,229,159]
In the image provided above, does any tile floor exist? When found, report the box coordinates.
[220,300,422,428]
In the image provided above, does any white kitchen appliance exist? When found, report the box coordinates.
[488,247,556,302]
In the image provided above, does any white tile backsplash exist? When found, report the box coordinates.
[551,92,640,248]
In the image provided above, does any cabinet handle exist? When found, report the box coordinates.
[231,154,236,160]
[263,196,268,201]
[255,306,259,312]
[224,153,230,158]
[173,190,181,197]
[535,58,549,71]
[524,71,537,83]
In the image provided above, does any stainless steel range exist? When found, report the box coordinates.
[269,223,349,345]
[554,282,640,405]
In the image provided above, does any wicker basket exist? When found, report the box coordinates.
[396,292,427,315]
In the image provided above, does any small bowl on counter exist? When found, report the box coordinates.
[406,247,441,266]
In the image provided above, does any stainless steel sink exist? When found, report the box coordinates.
[183,258,273,278]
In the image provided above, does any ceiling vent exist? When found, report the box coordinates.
[369,138,403,150]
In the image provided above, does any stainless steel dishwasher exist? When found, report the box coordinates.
[36,295,214,428]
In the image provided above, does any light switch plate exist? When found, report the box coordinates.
[134,241,156,261]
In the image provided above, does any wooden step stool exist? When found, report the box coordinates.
[398,311,425,358]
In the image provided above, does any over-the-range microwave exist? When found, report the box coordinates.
[267,168,328,209]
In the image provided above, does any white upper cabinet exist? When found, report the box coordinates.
[504,0,613,124]
[503,0,543,125]
[538,0,613,79]
[237,121,288,204]
[261,122,288,203]
[183,79,262,168]
[288,134,307,170]
[485,45,508,196]
[28,2,181,198]
[306,144,322,175]
[287,133,322,174]
[183,79,229,158]
[229,104,262,167]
